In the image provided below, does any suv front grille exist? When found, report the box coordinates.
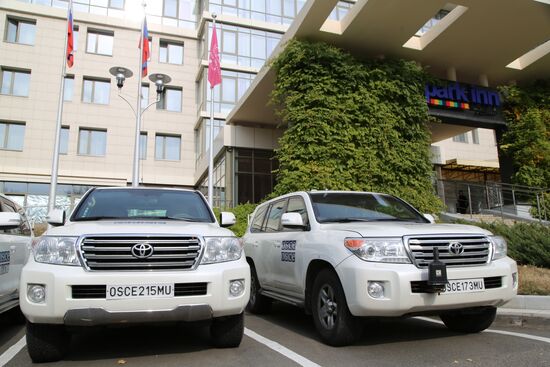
[80,236,202,271]
[406,235,491,269]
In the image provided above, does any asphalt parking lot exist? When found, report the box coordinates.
[1,303,549,367]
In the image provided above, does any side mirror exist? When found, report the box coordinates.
[0,212,22,229]
[423,213,435,224]
[46,209,66,226]
[281,212,305,228]
[220,212,236,227]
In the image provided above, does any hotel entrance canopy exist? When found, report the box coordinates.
[226,0,550,136]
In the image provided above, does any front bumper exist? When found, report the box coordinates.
[336,256,517,317]
[20,257,250,325]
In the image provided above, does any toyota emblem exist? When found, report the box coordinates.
[131,243,154,259]
[448,241,464,256]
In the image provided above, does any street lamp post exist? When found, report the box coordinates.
[109,67,171,186]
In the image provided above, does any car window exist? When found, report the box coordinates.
[250,205,268,233]
[283,196,309,232]
[264,199,287,233]
[0,197,22,235]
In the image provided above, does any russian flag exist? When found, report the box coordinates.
[139,18,150,78]
[66,5,74,68]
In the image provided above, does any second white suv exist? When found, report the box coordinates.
[243,191,517,346]
[20,187,250,362]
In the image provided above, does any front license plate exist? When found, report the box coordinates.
[0,264,9,275]
[443,278,485,294]
[0,251,10,265]
[106,284,174,300]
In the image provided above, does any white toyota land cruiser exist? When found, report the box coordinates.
[243,191,517,346]
[20,187,250,362]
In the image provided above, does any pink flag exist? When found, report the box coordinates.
[208,23,221,89]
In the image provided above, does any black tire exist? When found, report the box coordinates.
[246,264,272,314]
[440,307,497,333]
[26,322,70,363]
[210,312,244,348]
[311,269,362,346]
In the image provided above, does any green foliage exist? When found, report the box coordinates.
[270,40,442,213]
[215,203,257,237]
[458,220,550,268]
[499,81,550,188]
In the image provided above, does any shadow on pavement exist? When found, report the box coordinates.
[0,307,26,354]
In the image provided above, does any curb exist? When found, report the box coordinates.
[496,295,550,328]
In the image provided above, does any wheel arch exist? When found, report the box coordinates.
[304,259,336,314]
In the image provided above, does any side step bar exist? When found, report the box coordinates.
[260,289,305,308]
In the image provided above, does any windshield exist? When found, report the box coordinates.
[71,189,214,222]
[309,192,427,223]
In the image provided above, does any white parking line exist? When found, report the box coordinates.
[415,317,550,345]
[244,328,322,367]
[0,336,26,367]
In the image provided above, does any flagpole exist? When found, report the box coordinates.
[47,0,72,216]
[132,1,146,187]
[207,14,217,208]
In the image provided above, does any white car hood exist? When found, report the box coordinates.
[320,222,493,238]
[44,220,234,237]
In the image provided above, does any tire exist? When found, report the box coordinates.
[440,307,497,333]
[246,264,272,314]
[26,322,70,363]
[210,312,244,348]
[311,269,362,346]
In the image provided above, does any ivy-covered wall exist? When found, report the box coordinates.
[270,40,442,213]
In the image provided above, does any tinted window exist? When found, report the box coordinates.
[310,193,427,223]
[265,199,286,232]
[250,205,267,233]
[72,189,214,222]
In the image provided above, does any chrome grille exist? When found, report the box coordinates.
[80,236,202,271]
[406,235,491,269]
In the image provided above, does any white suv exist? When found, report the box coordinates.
[243,191,518,346]
[0,194,32,316]
[20,187,250,362]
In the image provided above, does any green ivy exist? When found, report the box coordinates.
[214,203,257,237]
[270,40,442,213]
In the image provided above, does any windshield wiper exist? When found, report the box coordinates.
[73,216,123,221]
[368,218,422,222]
[131,216,207,222]
[321,217,374,223]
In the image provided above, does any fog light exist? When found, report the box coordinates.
[367,281,385,299]
[229,279,245,297]
[27,284,46,304]
[512,272,518,289]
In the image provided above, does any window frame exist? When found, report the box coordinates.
[82,77,111,105]
[139,131,147,160]
[5,16,36,45]
[59,126,70,155]
[77,128,107,157]
[264,198,288,233]
[86,28,114,56]
[159,39,184,64]
[0,121,25,151]
[1,68,31,97]
[157,86,182,112]
[155,133,181,161]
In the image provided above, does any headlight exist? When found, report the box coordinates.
[490,235,507,261]
[201,237,242,264]
[344,238,411,263]
[33,236,80,266]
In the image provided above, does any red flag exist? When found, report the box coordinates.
[208,23,221,88]
[66,6,74,68]
[138,18,150,78]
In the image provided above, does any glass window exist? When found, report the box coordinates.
[141,83,149,108]
[158,87,182,112]
[78,128,106,156]
[60,126,69,154]
[6,17,36,45]
[63,75,74,101]
[1,69,30,97]
[155,134,181,160]
[163,0,178,17]
[265,199,286,232]
[250,204,268,233]
[86,29,114,55]
[452,133,469,143]
[284,196,308,229]
[139,132,147,160]
[204,69,254,113]
[0,122,25,151]
[73,25,79,51]
[109,0,124,9]
[159,40,183,64]
[82,78,110,104]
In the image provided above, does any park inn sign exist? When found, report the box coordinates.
[425,81,501,114]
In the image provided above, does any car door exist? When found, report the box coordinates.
[259,199,288,290]
[243,204,270,285]
[269,196,310,296]
[0,197,31,311]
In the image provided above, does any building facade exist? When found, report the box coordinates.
[2,0,547,223]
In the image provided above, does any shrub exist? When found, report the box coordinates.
[215,203,257,237]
